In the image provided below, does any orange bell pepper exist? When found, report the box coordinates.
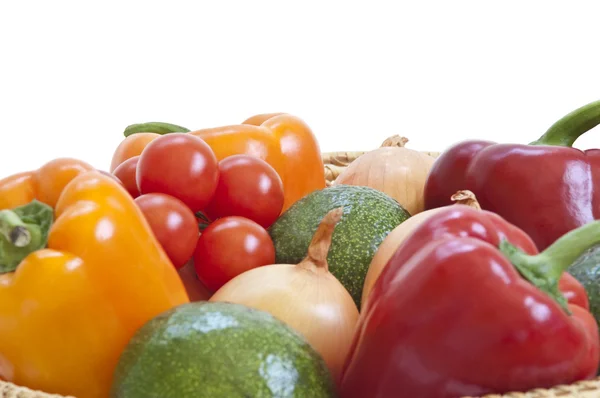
[110,132,160,172]
[0,158,189,398]
[189,124,286,184]
[245,113,326,211]
[241,112,286,126]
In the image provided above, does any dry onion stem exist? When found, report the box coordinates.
[210,207,359,385]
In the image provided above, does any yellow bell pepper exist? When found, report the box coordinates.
[0,158,189,398]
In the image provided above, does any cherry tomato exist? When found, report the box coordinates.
[136,133,219,212]
[193,216,275,292]
[178,261,213,302]
[134,193,199,269]
[98,170,124,186]
[112,156,140,198]
[205,154,284,228]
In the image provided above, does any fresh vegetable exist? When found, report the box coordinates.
[269,184,410,308]
[112,156,141,198]
[242,112,285,126]
[113,123,286,190]
[110,132,160,172]
[255,113,327,212]
[361,190,480,307]
[0,158,95,209]
[193,216,275,292]
[134,193,199,269]
[424,99,600,251]
[210,208,359,384]
[123,121,190,137]
[114,113,326,214]
[205,154,284,228]
[177,261,213,302]
[111,301,337,398]
[568,244,600,328]
[190,124,286,190]
[333,135,436,215]
[340,205,599,398]
[136,133,219,213]
[0,162,189,398]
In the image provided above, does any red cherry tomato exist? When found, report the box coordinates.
[112,156,141,198]
[205,154,284,228]
[178,261,213,302]
[136,133,219,212]
[193,216,275,292]
[135,193,199,269]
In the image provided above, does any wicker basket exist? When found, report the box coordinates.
[2,149,600,398]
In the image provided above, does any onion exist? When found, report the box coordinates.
[210,207,359,384]
[333,135,436,215]
[361,190,481,307]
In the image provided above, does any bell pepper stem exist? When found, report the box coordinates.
[0,200,54,274]
[0,210,32,247]
[123,122,190,137]
[530,99,600,147]
[500,220,600,314]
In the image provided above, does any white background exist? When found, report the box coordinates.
[1,1,599,177]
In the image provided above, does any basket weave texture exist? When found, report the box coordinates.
[2,149,600,398]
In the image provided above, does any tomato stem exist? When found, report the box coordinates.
[123,122,190,137]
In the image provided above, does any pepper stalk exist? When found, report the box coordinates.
[530,99,600,147]
[0,200,54,273]
[500,219,600,314]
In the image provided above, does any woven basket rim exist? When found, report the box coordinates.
[3,376,600,398]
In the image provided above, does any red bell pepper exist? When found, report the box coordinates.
[340,205,599,398]
[423,100,600,251]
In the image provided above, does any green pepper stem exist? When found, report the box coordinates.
[530,100,600,147]
[537,220,600,277]
[123,122,190,137]
[0,200,53,274]
[0,210,32,247]
[500,220,600,314]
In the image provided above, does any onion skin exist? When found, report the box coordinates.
[333,136,436,215]
[361,191,481,308]
[209,208,358,385]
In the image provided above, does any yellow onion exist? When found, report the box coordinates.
[210,207,358,384]
[361,190,481,307]
[333,135,437,215]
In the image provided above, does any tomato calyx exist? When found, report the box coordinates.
[195,211,212,231]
